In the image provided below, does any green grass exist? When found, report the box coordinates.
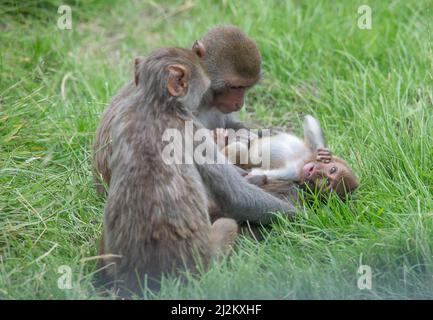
[1,0,433,299]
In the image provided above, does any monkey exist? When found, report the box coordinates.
[99,47,236,296]
[210,116,358,241]
[214,115,359,200]
[98,47,296,297]
[92,25,262,195]
[192,25,261,130]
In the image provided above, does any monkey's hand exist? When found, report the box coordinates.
[316,147,332,163]
[245,174,267,187]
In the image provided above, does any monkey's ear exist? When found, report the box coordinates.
[192,40,206,59]
[134,57,143,86]
[167,64,188,97]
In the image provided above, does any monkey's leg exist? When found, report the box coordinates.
[209,218,238,259]
[303,115,326,151]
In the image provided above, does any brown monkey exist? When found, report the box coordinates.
[99,47,295,296]
[214,115,359,200]
[99,48,238,296]
[210,117,358,241]
[93,25,261,194]
[193,25,261,130]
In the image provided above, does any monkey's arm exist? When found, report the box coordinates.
[197,162,296,224]
[249,161,301,181]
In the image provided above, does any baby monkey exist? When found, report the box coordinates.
[215,115,359,200]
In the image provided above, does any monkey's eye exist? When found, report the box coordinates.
[229,85,245,90]
[330,167,337,174]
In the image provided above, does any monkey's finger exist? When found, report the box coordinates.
[317,153,329,158]
[317,149,332,157]
[317,153,332,159]
[316,156,331,163]
[318,156,332,161]
[317,154,332,159]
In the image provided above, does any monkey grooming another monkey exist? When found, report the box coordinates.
[99,47,296,296]
[215,115,359,200]
[193,25,261,130]
[99,48,237,296]
[93,25,262,195]
[94,26,295,222]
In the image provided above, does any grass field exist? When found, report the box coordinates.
[1,0,432,299]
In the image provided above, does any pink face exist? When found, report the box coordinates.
[302,160,344,191]
[213,87,247,113]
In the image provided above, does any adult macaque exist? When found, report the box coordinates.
[215,115,359,200]
[93,25,261,194]
[99,48,235,296]
[99,48,295,296]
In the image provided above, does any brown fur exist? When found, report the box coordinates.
[98,48,238,297]
[93,83,134,195]
[200,25,261,87]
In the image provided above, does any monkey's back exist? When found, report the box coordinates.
[102,106,212,293]
[93,82,136,194]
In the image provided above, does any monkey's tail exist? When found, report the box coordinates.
[303,115,326,151]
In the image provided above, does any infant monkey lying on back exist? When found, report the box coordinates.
[215,115,359,201]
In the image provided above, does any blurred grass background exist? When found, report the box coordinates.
[0,0,432,299]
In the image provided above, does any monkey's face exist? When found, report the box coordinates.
[192,26,263,113]
[212,86,248,113]
[300,159,358,198]
[210,73,262,114]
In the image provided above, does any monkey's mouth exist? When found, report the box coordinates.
[303,162,316,180]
